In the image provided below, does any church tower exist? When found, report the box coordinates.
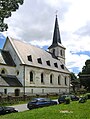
[48,15,66,64]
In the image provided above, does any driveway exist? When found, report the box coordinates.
[10,104,29,112]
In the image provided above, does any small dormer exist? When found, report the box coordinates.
[48,15,66,64]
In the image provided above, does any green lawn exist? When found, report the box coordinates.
[0,100,90,119]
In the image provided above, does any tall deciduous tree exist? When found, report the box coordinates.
[78,59,90,91]
[70,72,80,93]
[0,0,24,32]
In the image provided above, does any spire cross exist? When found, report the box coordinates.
[55,10,58,17]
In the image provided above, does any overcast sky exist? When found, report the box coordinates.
[1,0,90,75]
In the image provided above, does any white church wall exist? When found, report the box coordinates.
[23,65,70,94]
[24,87,69,95]
[0,87,23,96]
[0,65,16,75]
[16,65,25,85]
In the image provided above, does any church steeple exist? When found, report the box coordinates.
[52,15,61,45]
[48,15,66,64]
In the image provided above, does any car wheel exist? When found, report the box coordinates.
[59,102,61,104]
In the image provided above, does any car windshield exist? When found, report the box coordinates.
[44,98,50,101]
[31,98,37,102]
[31,98,51,102]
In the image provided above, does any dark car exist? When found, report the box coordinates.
[70,95,79,101]
[58,95,70,104]
[0,106,18,115]
[27,98,57,110]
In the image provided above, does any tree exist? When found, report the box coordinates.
[70,72,80,93]
[82,60,90,74]
[78,59,90,91]
[70,72,77,80]
[0,0,24,32]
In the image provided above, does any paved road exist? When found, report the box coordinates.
[10,104,29,112]
[10,99,58,112]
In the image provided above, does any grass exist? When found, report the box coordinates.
[0,100,90,119]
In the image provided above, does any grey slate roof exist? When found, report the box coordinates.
[0,49,16,66]
[0,75,9,86]
[48,15,65,49]
[52,15,61,44]
[0,75,22,87]
[8,37,70,74]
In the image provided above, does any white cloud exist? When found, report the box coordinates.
[63,0,90,32]
[44,0,60,7]
[66,49,90,71]
[30,39,51,48]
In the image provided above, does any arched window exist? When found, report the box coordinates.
[60,50,63,56]
[53,49,55,55]
[30,71,33,82]
[1,69,5,74]
[41,73,44,83]
[50,74,53,84]
[65,77,67,85]
[16,70,19,75]
[58,75,61,85]
[1,68,7,75]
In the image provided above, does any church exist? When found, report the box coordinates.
[0,16,70,96]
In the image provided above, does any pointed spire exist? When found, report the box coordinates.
[52,15,61,44]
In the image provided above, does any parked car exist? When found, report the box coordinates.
[69,95,79,101]
[0,106,18,115]
[27,98,57,110]
[58,95,70,104]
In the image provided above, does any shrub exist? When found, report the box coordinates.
[65,97,70,104]
[85,93,90,99]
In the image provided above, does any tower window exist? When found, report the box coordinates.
[60,50,63,56]
[54,63,58,68]
[28,55,32,62]
[37,58,42,64]
[46,60,51,66]
[65,77,67,85]
[53,49,55,55]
